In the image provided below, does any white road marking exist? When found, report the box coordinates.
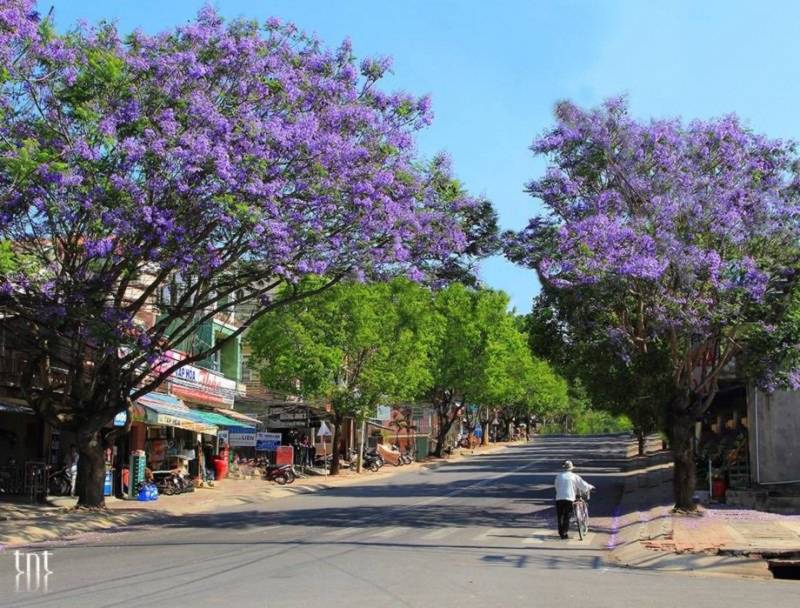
[472,527,503,541]
[522,528,557,543]
[568,533,596,545]
[323,527,360,538]
[371,526,410,539]
[421,527,460,540]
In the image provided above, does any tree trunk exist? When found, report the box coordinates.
[434,406,456,458]
[76,427,106,509]
[330,417,342,475]
[668,403,697,512]
[636,429,646,456]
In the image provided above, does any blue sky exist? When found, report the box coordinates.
[43,1,800,312]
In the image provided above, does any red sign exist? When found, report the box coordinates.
[275,446,294,466]
[151,350,237,407]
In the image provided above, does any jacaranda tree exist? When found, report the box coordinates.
[0,2,476,506]
[508,98,800,510]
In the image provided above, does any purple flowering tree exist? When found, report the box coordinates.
[0,2,477,507]
[508,98,800,510]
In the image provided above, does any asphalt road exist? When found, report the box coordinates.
[1,436,796,607]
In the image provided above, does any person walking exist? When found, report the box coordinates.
[554,460,595,539]
[65,444,79,497]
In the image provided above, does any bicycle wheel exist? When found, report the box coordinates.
[574,501,587,540]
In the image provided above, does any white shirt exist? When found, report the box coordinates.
[554,471,594,501]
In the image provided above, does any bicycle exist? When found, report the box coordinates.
[572,491,590,540]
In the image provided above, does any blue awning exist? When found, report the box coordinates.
[135,392,218,435]
[0,398,35,415]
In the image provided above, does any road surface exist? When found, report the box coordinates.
[1,436,795,607]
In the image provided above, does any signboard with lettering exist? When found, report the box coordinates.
[228,428,256,447]
[113,410,128,427]
[148,350,237,407]
[266,406,309,429]
[255,432,282,451]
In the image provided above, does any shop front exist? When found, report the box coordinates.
[0,398,44,496]
[127,392,218,496]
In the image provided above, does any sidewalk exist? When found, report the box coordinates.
[607,456,800,579]
[0,440,515,549]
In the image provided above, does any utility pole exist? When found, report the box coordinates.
[357,417,366,473]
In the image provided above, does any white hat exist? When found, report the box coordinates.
[562,460,574,470]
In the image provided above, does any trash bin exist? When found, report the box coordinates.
[213,457,228,480]
[103,469,113,496]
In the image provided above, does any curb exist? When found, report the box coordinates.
[606,458,774,580]
[0,442,515,549]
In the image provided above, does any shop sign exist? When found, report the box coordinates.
[266,406,308,429]
[217,429,229,447]
[255,432,282,451]
[113,411,128,427]
[228,430,256,447]
[155,350,237,407]
[375,405,391,421]
[275,445,293,465]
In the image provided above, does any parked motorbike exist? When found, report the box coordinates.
[47,465,72,496]
[153,471,195,495]
[400,450,415,465]
[264,463,295,485]
[349,448,382,472]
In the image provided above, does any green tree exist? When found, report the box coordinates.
[526,291,664,452]
[247,279,436,474]
[427,285,566,453]
[428,285,502,455]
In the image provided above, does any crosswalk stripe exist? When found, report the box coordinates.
[567,533,596,545]
[371,526,410,539]
[472,527,503,541]
[522,528,556,543]
[324,527,359,538]
[421,527,459,540]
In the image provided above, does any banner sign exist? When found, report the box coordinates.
[266,406,309,429]
[275,445,294,466]
[151,350,238,407]
[228,429,256,447]
[255,432,282,451]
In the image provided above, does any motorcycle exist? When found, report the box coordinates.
[264,463,295,485]
[153,471,195,495]
[349,448,382,472]
[400,450,415,465]
[47,465,72,496]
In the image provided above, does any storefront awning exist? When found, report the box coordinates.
[214,407,260,425]
[135,392,218,435]
[192,410,255,430]
[0,398,35,415]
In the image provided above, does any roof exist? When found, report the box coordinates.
[214,407,261,425]
[135,392,218,435]
[192,410,255,430]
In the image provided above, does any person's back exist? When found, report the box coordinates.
[553,461,595,539]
